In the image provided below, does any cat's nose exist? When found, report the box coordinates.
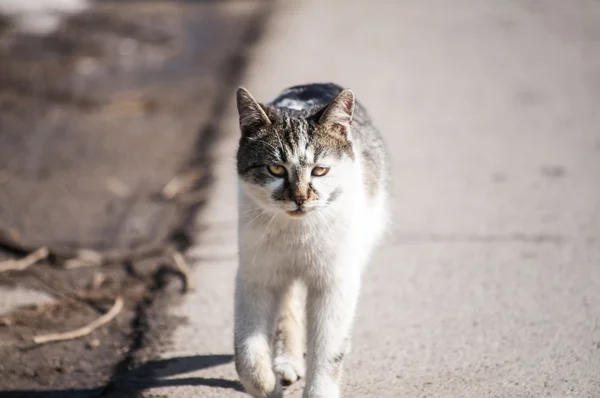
[294,195,307,206]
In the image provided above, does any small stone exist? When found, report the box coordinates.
[86,338,101,350]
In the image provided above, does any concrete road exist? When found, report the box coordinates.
[144,1,600,397]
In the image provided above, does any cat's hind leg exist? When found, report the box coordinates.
[273,281,306,387]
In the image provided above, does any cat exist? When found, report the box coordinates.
[234,83,389,398]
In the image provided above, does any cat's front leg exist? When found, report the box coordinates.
[273,281,306,387]
[303,272,361,398]
[234,273,283,398]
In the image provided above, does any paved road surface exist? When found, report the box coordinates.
[144,1,600,397]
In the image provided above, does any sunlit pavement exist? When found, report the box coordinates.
[145,1,600,397]
[5,0,598,397]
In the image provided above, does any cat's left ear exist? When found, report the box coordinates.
[318,89,355,139]
[236,87,271,136]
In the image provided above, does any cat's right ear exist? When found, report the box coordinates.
[236,87,271,135]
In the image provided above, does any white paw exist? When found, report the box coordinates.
[303,384,340,398]
[238,372,282,398]
[236,356,282,398]
[273,353,305,387]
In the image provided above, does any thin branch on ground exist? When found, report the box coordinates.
[29,268,97,307]
[161,167,205,200]
[0,229,168,268]
[172,187,211,206]
[32,297,124,345]
[73,243,166,266]
[0,247,49,274]
[91,272,106,289]
[63,249,106,269]
[171,250,193,292]
[0,230,52,256]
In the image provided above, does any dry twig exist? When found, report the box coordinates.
[0,229,168,269]
[171,251,193,292]
[91,272,107,290]
[32,297,124,345]
[63,249,104,269]
[0,247,49,274]
[161,168,205,200]
[172,187,211,206]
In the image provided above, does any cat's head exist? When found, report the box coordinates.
[236,87,357,218]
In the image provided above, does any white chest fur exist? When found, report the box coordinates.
[237,181,386,287]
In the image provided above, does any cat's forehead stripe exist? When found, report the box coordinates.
[295,131,309,164]
[277,118,314,165]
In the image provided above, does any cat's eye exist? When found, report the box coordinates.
[267,164,286,177]
[312,166,330,177]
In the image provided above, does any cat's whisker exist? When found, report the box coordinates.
[240,206,264,216]
[237,200,262,208]
[321,208,336,219]
[313,209,328,225]
[244,209,268,228]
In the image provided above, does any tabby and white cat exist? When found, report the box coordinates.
[234,83,388,398]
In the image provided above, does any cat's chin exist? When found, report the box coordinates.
[286,209,308,218]
[285,206,321,218]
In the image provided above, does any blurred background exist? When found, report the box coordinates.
[0,1,599,397]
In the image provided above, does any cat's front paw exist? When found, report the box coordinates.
[238,371,282,398]
[303,381,340,398]
[236,356,282,398]
[273,353,305,387]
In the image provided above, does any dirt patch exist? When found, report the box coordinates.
[0,1,270,396]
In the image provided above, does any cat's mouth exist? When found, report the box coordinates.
[286,208,309,217]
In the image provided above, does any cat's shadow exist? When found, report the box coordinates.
[0,354,244,397]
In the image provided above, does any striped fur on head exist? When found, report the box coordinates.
[236,87,356,216]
